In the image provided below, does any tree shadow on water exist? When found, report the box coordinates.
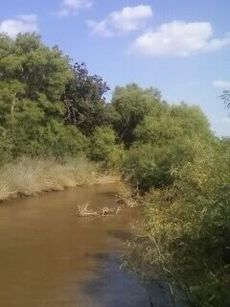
[80,251,177,307]
[107,229,135,241]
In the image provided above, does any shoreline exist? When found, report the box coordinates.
[0,157,121,203]
[0,175,121,203]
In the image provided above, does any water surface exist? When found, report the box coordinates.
[0,184,160,307]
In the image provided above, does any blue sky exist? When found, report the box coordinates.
[0,0,230,136]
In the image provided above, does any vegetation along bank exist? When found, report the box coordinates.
[0,33,229,306]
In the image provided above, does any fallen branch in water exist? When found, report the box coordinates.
[77,202,98,217]
[76,202,121,217]
[99,206,121,216]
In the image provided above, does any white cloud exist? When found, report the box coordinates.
[0,15,38,38]
[59,0,92,16]
[213,80,230,89]
[88,5,153,37]
[131,21,230,57]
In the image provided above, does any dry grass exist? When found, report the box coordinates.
[0,156,103,202]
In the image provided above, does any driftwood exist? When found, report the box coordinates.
[99,206,121,216]
[77,202,121,217]
[77,202,98,217]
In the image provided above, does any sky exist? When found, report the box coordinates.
[0,0,230,136]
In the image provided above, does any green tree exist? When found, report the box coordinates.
[111,84,163,146]
[0,33,87,157]
[135,103,211,146]
[0,33,71,103]
[88,126,117,162]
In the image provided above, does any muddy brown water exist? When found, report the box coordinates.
[0,183,173,307]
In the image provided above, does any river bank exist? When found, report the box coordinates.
[0,156,121,202]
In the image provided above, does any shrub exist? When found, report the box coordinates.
[88,126,123,167]
[111,84,162,146]
[122,144,177,190]
[11,121,88,158]
[0,129,13,164]
[125,140,230,306]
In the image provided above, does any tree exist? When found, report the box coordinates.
[111,84,163,146]
[62,62,110,135]
[134,103,212,146]
[0,33,87,157]
[0,33,71,103]
[88,126,116,162]
[0,33,72,128]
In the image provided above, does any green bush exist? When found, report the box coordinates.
[122,144,175,190]
[111,84,163,146]
[134,104,212,146]
[126,139,230,306]
[12,121,88,158]
[0,129,13,164]
[88,126,117,161]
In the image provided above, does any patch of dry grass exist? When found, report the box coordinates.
[0,156,102,201]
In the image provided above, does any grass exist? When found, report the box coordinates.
[0,155,106,202]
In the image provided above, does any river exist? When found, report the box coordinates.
[0,183,174,307]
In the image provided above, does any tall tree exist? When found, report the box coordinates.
[111,84,163,146]
[62,62,110,135]
[0,33,87,157]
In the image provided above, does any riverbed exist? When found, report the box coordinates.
[0,183,174,307]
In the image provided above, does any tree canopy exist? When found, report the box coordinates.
[0,33,84,158]
[111,84,163,146]
[62,62,110,134]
